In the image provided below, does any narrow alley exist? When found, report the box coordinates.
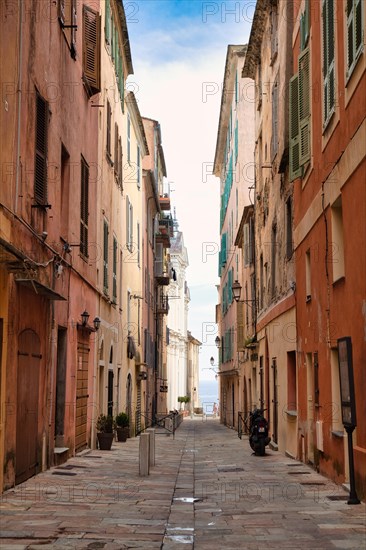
[1,418,365,549]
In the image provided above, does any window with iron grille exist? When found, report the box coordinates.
[34,92,49,205]
[80,156,89,257]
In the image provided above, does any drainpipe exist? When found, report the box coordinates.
[15,0,24,214]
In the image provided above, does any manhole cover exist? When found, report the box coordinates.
[52,471,77,476]
[327,495,348,501]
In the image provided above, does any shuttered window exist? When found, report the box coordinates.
[299,48,311,166]
[289,74,301,181]
[322,0,335,127]
[346,0,364,78]
[105,0,111,45]
[80,157,89,257]
[103,220,109,293]
[106,100,111,159]
[127,114,131,162]
[126,196,133,251]
[112,236,117,302]
[82,5,101,96]
[234,120,238,164]
[137,145,141,187]
[271,79,279,159]
[118,137,123,189]
[58,0,77,56]
[34,92,48,205]
[300,0,310,50]
[114,123,118,175]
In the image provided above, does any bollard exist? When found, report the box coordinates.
[139,433,150,476]
[146,428,155,467]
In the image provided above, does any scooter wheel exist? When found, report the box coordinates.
[258,439,265,456]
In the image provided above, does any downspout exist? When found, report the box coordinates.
[15,0,24,214]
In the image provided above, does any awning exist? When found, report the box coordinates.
[15,278,66,301]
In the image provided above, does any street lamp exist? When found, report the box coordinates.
[210,356,215,366]
[232,280,256,307]
[215,336,221,348]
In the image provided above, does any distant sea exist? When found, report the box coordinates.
[199,379,219,414]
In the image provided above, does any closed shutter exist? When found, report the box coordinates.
[244,223,250,266]
[106,101,111,157]
[34,92,48,204]
[237,301,244,350]
[105,0,111,44]
[289,74,301,181]
[103,220,109,293]
[82,5,101,95]
[323,0,335,126]
[112,236,117,302]
[299,48,311,166]
[300,0,310,50]
[271,80,278,159]
[114,123,118,175]
[80,157,89,257]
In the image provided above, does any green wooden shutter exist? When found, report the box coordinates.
[299,48,311,166]
[289,74,301,181]
[80,157,89,257]
[82,5,101,95]
[300,0,310,50]
[103,220,109,293]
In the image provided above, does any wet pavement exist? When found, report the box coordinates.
[0,418,365,549]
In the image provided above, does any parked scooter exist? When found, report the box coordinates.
[248,408,271,456]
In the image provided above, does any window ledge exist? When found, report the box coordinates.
[332,276,345,287]
[331,430,344,439]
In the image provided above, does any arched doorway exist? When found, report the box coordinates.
[16,329,41,484]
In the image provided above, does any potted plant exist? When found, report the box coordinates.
[115,412,129,442]
[96,414,114,450]
[177,396,190,412]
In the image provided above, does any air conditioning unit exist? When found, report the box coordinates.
[316,420,324,452]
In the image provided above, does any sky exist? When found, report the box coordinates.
[126,0,253,380]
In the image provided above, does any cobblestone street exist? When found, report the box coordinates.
[1,418,365,549]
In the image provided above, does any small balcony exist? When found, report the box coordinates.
[159,213,174,237]
[159,194,171,211]
[156,232,170,248]
[157,294,169,315]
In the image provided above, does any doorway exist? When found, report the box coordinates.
[16,330,41,484]
[55,328,67,446]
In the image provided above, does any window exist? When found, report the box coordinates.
[137,145,141,187]
[271,79,278,159]
[331,196,345,282]
[286,197,293,259]
[127,113,131,163]
[289,47,311,181]
[322,0,335,126]
[61,144,70,238]
[271,2,278,60]
[58,0,77,57]
[305,249,311,300]
[114,123,118,176]
[234,120,239,164]
[118,137,123,188]
[106,100,111,160]
[80,156,89,257]
[34,91,49,205]
[105,0,111,45]
[346,0,364,78]
[126,196,133,252]
[112,236,117,303]
[82,5,101,96]
[259,254,264,310]
[137,222,140,267]
[103,219,109,294]
[314,352,319,406]
[300,0,310,50]
[271,224,277,298]
[287,351,297,411]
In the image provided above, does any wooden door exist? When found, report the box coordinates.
[16,330,41,484]
[75,342,89,452]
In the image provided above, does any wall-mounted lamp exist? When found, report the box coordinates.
[232,280,256,308]
[215,336,221,349]
[77,311,100,332]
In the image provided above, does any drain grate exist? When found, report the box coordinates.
[218,466,244,472]
[52,471,77,476]
[84,455,102,459]
[300,482,326,486]
[327,495,348,501]
[288,471,311,475]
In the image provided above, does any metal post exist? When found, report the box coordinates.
[345,426,360,505]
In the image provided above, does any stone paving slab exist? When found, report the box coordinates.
[1,418,365,549]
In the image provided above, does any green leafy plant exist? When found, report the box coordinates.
[177,396,190,404]
[96,414,114,433]
[115,412,129,428]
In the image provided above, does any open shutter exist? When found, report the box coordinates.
[114,123,118,175]
[323,0,335,126]
[289,75,301,181]
[355,0,363,58]
[105,0,111,44]
[82,5,100,95]
[112,237,117,302]
[299,48,311,166]
[34,93,48,204]
[244,223,250,266]
[103,220,109,292]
